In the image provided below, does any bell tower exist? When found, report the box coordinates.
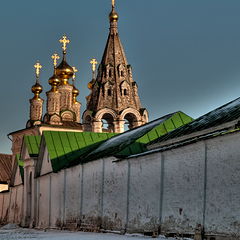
[83,1,148,133]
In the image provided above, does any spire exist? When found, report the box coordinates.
[83,1,148,133]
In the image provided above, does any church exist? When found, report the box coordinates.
[0,1,239,240]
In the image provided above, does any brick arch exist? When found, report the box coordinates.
[82,110,93,124]
[95,108,118,121]
[120,108,143,130]
[120,108,142,122]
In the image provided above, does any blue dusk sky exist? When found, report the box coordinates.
[1,0,240,153]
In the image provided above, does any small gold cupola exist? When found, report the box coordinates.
[56,35,74,84]
[109,0,118,22]
[48,53,61,92]
[32,61,43,99]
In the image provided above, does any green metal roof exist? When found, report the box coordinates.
[24,135,41,156]
[43,131,117,172]
[83,112,193,162]
[22,112,193,173]
[148,97,240,146]
[116,112,193,157]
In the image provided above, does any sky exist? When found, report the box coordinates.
[1,0,240,153]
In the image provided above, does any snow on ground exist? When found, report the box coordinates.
[0,225,193,240]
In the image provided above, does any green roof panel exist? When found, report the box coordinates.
[43,131,118,172]
[24,135,41,156]
[115,111,193,157]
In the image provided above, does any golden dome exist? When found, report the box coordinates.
[32,82,43,95]
[88,82,93,90]
[72,85,79,103]
[109,10,119,22]
[56,56,74,82]
[72,85,79,96]
[48,73,60,88]
[88,79,95,90]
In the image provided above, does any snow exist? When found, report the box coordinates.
[0,226,193,240]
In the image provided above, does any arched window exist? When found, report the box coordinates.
[107,89,112,96]
[101,113,114,132]
[124,89,128,96]
[121,71,124,77]
[124,113,138,131]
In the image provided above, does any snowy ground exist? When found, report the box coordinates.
[0,224,192,240]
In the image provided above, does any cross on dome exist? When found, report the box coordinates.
[59,35,70,52]
[90,58,98,72]
[51,53,60,67]
[34,61,42,79]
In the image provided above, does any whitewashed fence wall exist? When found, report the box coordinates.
[1,131,240,237]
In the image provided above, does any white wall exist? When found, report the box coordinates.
[205,134,240,235]
[127,154,162,232]
[0,185,23,225]
[161,142,205,234]
[102,158,128,231]
[3,131,239,238]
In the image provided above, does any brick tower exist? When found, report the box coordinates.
[83,1,148,133]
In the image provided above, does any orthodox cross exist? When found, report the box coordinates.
[59,35,70,52]
[72,67,78,81]
[90,58,98,79]
[90,58,98,72]
[34,61,42,79]
[51,53,60,67]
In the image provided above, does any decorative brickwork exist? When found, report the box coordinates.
[83,6,148,133]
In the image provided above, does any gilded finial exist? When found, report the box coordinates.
[109,0,118,23]
[59,35,70,53]
[34,61,42,80]
[112,0,115,8]
[51,53,60,68]
[72,67,78,81]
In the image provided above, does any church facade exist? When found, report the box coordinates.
[0,2,239,240]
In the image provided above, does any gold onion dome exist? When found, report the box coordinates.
[56,57,74,81]
[109,9,119,22]
[32,82,43,97]
[48,73,60,88]
[72,85,79,96]
[88,79,94,90]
